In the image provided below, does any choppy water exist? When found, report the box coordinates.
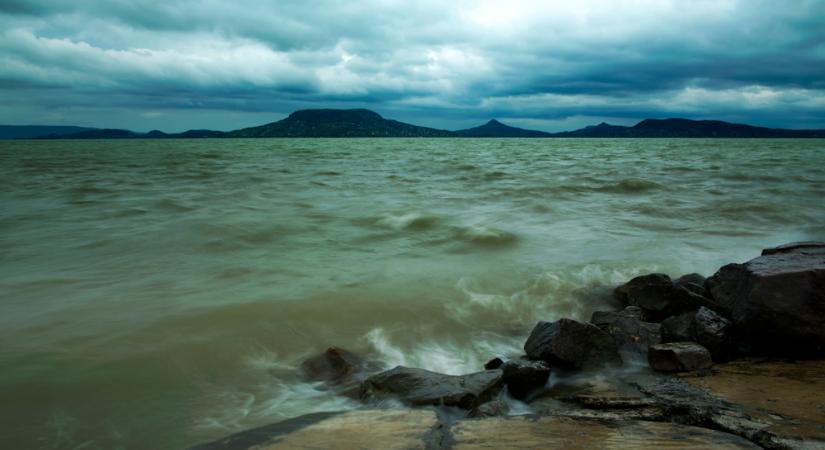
[1,138,824,449]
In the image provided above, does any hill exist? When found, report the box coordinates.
[555,118,825,138]
[224,109,453,137]
[454,119,552,137]
[0,125,97,139]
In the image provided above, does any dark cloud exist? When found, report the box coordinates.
[0,0,824,131]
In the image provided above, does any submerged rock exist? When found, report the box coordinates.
[591,306,662,361]
[299,347,381,397]
[524,318,621,369]
[359,366,503,409]
[705,242,825,356]
[649,342,712,372]
[662,307,731,359]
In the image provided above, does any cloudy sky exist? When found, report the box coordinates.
[1,0,824,132]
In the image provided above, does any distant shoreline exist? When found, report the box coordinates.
[2,108,824,139]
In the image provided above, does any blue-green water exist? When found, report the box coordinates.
[1,138,824,449]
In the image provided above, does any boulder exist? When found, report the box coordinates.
[615,273,711,319]
[468,399,510,418]
[359,366,503,409]
[299,347,381,397]
[648,342,712,372]
[500,358,551,400]
[300,347,369,383]
[705,242,825,356]
[524,318,621,369]
[483,357,504,370]
[591,306,662,360]
[661,307,730,359]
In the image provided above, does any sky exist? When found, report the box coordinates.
[1,0,824,132]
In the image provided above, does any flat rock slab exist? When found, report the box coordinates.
[680,359,825,443]
[450,416,759,449]
[189,409,439,450]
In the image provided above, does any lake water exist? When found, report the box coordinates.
[1,138,824,449]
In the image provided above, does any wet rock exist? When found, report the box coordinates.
[705,242,825,356]
[468,399,509,418]
[499,358,551,400]
[649,342,712,372]
[451,415,760,449]
[662,307,731,359]
[299,347,381,397]
[483,357,503,370]
[524,318,621,369]
[359,366,503,409]
[615,273,711,319]
[676,273,709,297]
[591,306,662,360]
[188,409,439,450]
[632,362,825,450]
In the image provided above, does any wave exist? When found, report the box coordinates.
[375,212,439,231]
[453,225,518,247]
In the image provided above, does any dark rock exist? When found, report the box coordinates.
[468,399,510,418]
[648,342,712,372]
[500,358,551,400]
[359,366,503,409]
[590,305,647,326]
[524,318,621,369]
[705,242,825,356]
[591,306,661,360]
[675,273,709,298]
[693,307,731,357]
[299,347,382,398]
[615,273,711,319]
[299,347,368,383]
[484,357,504,370]
[661,307,731,359]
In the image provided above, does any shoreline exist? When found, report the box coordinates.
[189,242,825,449]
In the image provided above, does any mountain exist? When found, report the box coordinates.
[7,111,825,139]
[0,125,97,139]
[455,119,552,137]
[224,109,453,137]
[555,118,825,138]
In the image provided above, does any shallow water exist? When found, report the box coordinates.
[1,138,823,449]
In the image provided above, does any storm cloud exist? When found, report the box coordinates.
[1,0,824,131]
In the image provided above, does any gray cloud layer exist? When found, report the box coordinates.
[1,0,824,131]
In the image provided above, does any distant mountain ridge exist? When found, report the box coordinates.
[0,125,97,139]
[4,109,825,139]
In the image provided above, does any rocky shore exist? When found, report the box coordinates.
[190,242,825,450]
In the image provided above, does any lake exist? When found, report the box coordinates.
[1,138,823,449]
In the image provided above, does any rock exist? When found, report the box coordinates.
[468,399,510,418]
[524,318,621,369]
[705,242,825,356]
[299,347,381,398]
[591,306,662,361]
[300,347,369,382]
[499,358,551,400]
[590,305,647,326]
[450,415,760,449]
[483,357,503,370]
[187,409,440,450]
[649,342,712,372]
[676,273,709,297]
[615,273,711,319]
[632,361,825,450]
[359,366,503,409]
[662,307,731,359]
